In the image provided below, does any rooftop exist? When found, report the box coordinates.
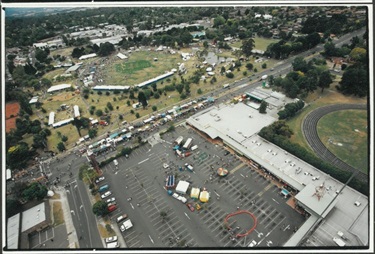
[7,213,20,249]
[47,84,71,93]
[21,202,46,232]
[187,102,369,247]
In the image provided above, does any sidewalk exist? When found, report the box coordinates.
[50,188,79,248]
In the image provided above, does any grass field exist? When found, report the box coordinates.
[115,60,153,75]
[230,36,279,51]
[317,110,368,173]
[52,201,64,226]
[286,82,367,172]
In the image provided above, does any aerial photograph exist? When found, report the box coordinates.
[2,2,372,253]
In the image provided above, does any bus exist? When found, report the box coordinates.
[183,138,193,150]
[175,136,184,146]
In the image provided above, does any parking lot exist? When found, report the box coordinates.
[98,124,306,248]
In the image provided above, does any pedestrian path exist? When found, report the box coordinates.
[49,190,79,248]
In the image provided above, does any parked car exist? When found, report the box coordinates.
[120,219,133,232]
[163,163,169,169]
[178,196,187,204]
[108,205,117,212]
[186,203,195,212]
[195,203,202,210]
[249,240,257,247]
[107,202,117,207]
[105,236,118,243]
[116,214,128,223]
[95,176,105,184]
[101,191,112,199]
[172,193,180,199]
[106,197,116,203]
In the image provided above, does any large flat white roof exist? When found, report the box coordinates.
[47,84,71,93]
[21,202,46,232]
[7,213,20,249]
[187,102,369,247]
[187,103,276,141]
[92,85,130,90]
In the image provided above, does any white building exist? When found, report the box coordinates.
[47,84,72,93]
[79,53,97,60]
[73,105,80,118]
[175,180,190,195]
[48,112,55,126]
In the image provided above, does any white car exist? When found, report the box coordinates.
[106,197,116,203]
[163,163,169,169]
[95,176,105,184]
[172,193,180,199]
[105,236,118,243]
[101,191,112,199]
[248,240,257,247]
[178,196,187,203]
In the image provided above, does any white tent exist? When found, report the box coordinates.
[175,180,190,195]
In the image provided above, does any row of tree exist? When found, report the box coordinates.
[278,100,305,120]
[270,56,333,98]
[259,121,368,195]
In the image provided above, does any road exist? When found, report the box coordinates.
[40,153,103,249]
[11,28,365,249]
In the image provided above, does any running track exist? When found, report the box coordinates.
[302,104,368,183]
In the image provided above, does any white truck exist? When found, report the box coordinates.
[333,237,346,247]
[120,219,133,232]
[261,75,268,80]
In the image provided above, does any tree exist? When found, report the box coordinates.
[241,38,255,57]
[197,88,203,94]
[92,201,110,217]
[33,133,48,148]
[88,128,97,139]
[152,105,157,111]
[261,63,267,69]
[259,101,267,114]
[7,143,32,169]
[61,135,68,142]
[292,57,309,73]
[349,47,367,63]
[107,102,114,111]
[57,142,66,152]
[337,66,368,97]
[160,211,168,222]
[98,42,115,57]
[245,63,253,71]
[6,199,22,218]
[318,70,333,93]
[95,109,103,117]
[22,182,48,201]
[138,91,148,108]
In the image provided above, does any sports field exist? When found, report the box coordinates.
[115,60,153,75]
[5,102,20,133]
[317,110,368,173]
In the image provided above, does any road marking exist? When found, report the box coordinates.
[256,183,273,197]
[130,203,134,209]
[272,198,279,204]
[230,163,245,174]
[138,158,150,164]
[240,173,245,178]
[149,235,154,244]
[184,212,191,220]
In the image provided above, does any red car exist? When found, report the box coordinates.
[186,203,195,212]
[108,205,117,212]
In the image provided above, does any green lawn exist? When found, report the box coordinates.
[230,36,279,51]
[317,110,368,173]
[115,60,153,75]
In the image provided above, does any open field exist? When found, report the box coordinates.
[230,36,279,51]
[5,101,20,133]
[103,51,181,86]
[287,82,367,159]
[317,110,368,172]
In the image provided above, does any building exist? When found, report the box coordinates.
[48,112,55,126]
[47,84,72,93]
[73,105,80,118]
[65,64,81,74]
[187,102,369,247]
[135,71,174,89]
[79,53,97,60]
[52,118,74,128]
[29,96,39,104]
[117,53,128,60]
[92,85,130,91]
[7,201,51,249]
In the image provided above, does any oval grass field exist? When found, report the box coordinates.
[317,109,368,174]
